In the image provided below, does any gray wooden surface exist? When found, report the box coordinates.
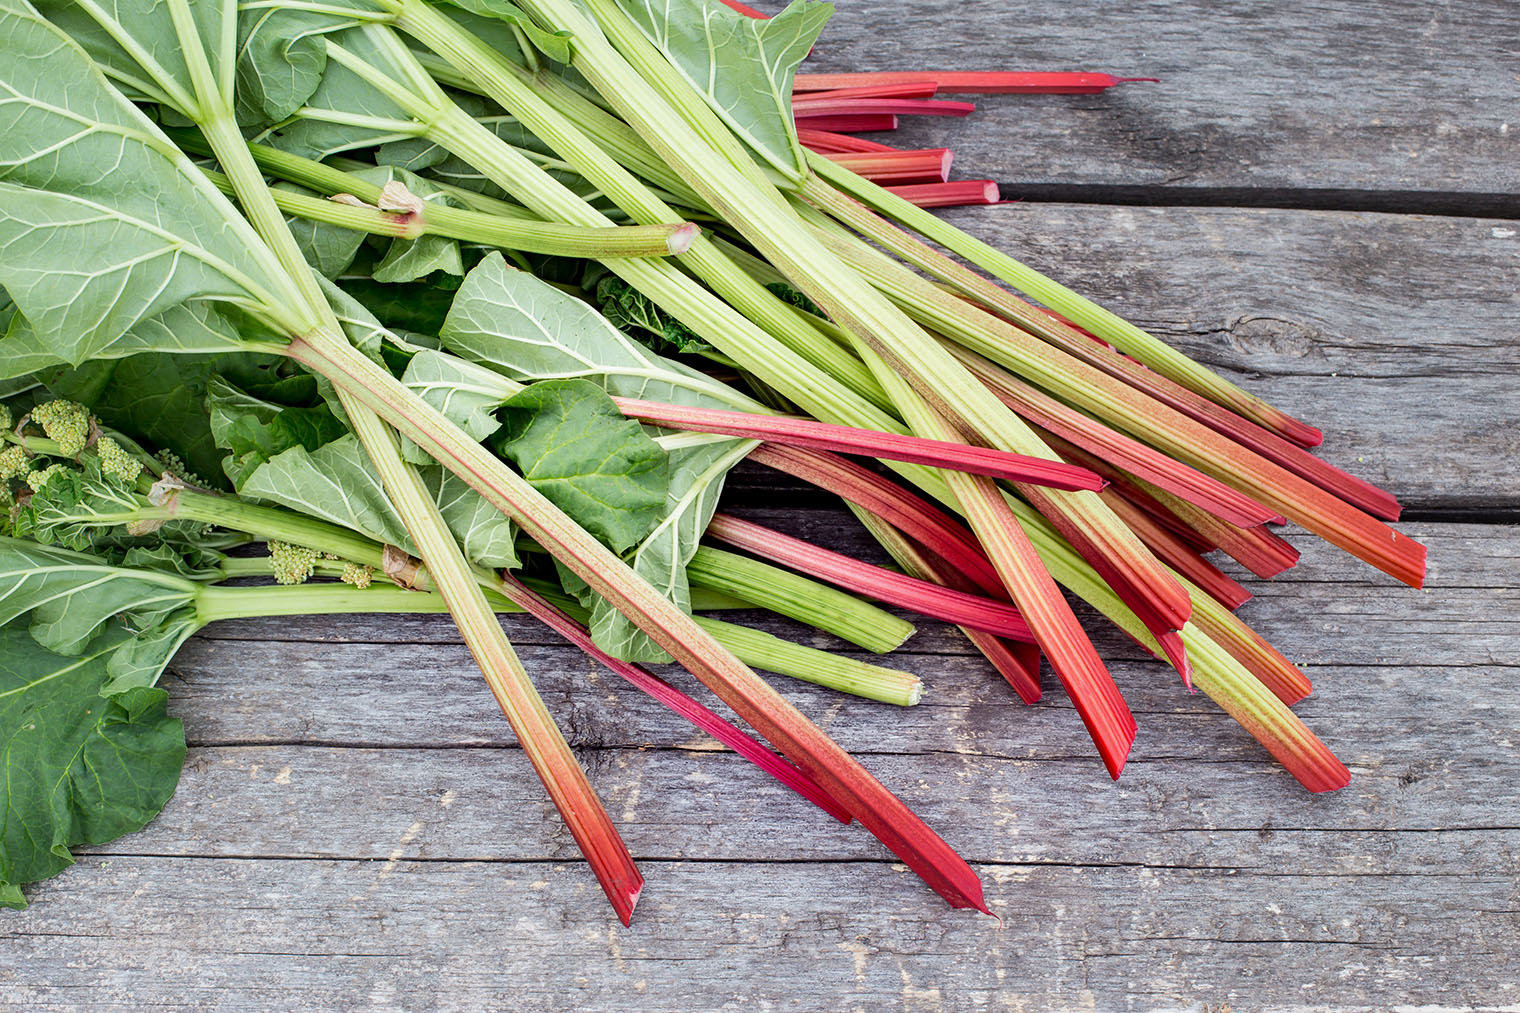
[5,2,1519,1010]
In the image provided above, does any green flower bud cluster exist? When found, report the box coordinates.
[30,400,91,456]
[25,463,66,491]
[154,450,206,488]
[0,404,12,432]
[269,541,320,585]
[96,437,144,483]
[341,563,375,589]
[0,444,28,482]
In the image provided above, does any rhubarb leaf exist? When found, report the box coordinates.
[0,624,186,910]
[587,435,755,661]
[493,379,669,554]
[594,275,714,356]
[208,378,349,488]
[400,349,513,445]
[442,0,576,64]
[439,253,755,409]
[0,1,289,366]
[240,435,519,568]
[0,537,199,657]
[610,0,832,180]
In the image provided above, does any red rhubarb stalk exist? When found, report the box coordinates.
[1095,487,1252,611]
[886,181,1000,207]
[705,513,1034,641]
[748,444,1006,600]
[793,71,1159,95]
[950,345,1279,527]
[716,0,768,17]
[1186,592,1313,706]
[797,128,900,154]
[790,97,977,118]
[821,148,954,185]
[1140,480,1302,580]
[794,82,942,101]
[495,574,854,823]
[614,397,1104,490]
[1184,628,1347,792]
[793,113,899,133]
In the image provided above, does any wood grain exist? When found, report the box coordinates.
[805,0,1520,207]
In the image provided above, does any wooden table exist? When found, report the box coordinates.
[6,2,1518,1009]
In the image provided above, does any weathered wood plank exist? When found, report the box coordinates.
[6,858,1515,1012]
[806,0,1520,202]
[80,740,1520,877]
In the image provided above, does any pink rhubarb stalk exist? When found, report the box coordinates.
[614,397,1104,490]
[495,574,853,823]
[950,344,1279,527]
[704,513,1034,641]
[747,443,1006,599]
[886,181,1001,207]
[821,148,954,185]
[793,113,899,133]
[1096,487,1253,611]
[794,82,942,101]
[793,71,1159,95]
[790,96,977,118]
[797,128,901,154]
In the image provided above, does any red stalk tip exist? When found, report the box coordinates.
[796,128,901,154]
[793,72,1159,95]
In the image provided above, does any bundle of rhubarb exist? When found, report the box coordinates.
[0,0,1423,921]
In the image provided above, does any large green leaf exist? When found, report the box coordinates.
[492,379,668,554]
[610,0,832,180]
[240,435,519,569]
[0,625,185,910]
[0,0,292,367]
[439,252,756,409]
[0,536,200,657]
[208,377,349,488]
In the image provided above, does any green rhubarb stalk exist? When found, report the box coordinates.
[693,616,923,706]
[816,222,1425,588]
[686,545,915,654]
[375,0,897,416]
[805,152,1325,449]
[198,166,696,258]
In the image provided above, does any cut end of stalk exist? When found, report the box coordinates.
[616,879,643,927]
[888,181,1001,208]
[667,222,701,255]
